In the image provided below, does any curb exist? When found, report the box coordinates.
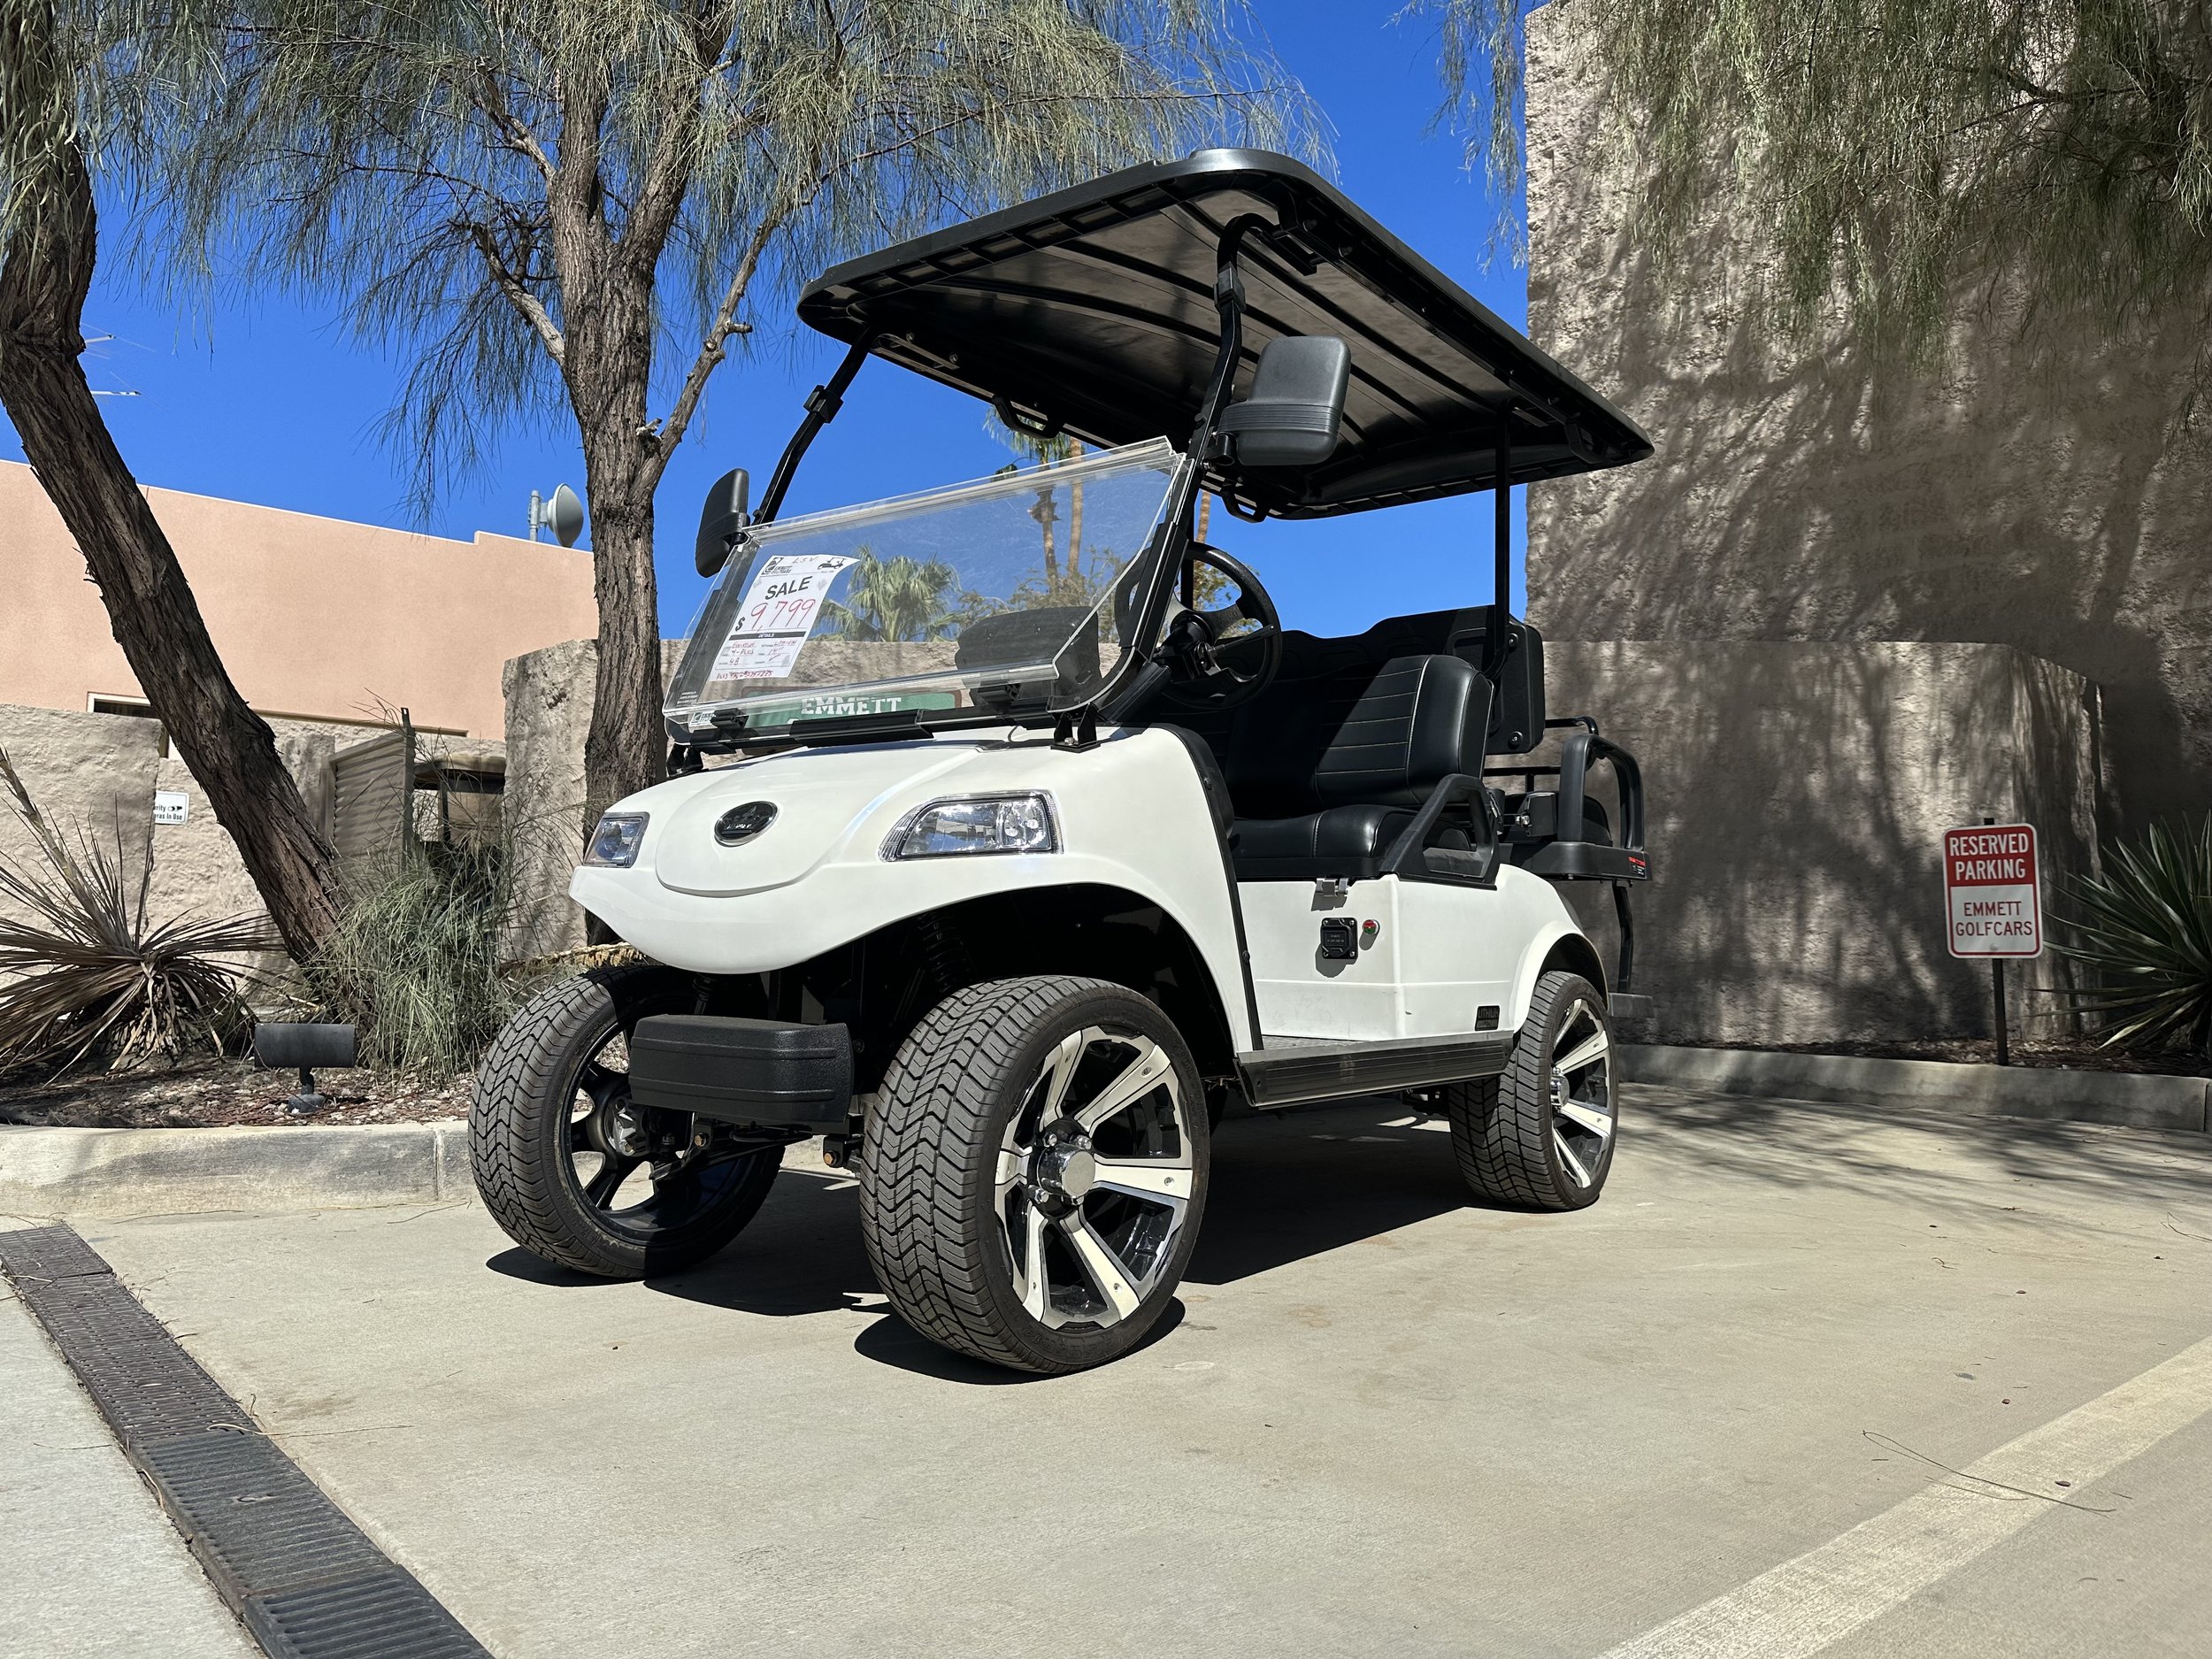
[0,1121,473,1218]
[1623,1044,2211,1133]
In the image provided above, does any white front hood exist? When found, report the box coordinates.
[649,741,976,896]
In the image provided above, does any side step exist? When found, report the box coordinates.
[1236,1030,1516,1110]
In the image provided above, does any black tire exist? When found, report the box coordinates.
[1444,970,1617,1210]
[470,965,781,1277]
[860,976,1208,1374]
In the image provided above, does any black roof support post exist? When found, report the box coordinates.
[1489,417,1513,676]
[755,334,874,526]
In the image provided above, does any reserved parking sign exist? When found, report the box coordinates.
[1943,823,2042,958]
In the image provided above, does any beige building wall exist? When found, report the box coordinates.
[0,460,597,738]
[1523,7,2210,837]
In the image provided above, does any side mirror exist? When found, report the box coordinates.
[1217,335,1350,468]
[695,467,750,577]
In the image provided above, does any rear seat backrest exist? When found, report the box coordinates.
[1217,651,1491,816]
[1311,655,1489,808]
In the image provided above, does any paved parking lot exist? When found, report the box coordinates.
[9,1086,2211,1658]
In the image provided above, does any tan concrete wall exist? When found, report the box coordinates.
[1524,6,2209,837]
[0,703,333,964]
[1548,641,2100,1045]
[0,461,596,738]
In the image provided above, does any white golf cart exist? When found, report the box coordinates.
[471,151,1655,1374]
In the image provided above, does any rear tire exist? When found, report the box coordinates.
[860,976,1207,1374]
[1444,970,1617,1210]
[470,966,782,1278]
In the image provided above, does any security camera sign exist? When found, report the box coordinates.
[1944,824,2042,958]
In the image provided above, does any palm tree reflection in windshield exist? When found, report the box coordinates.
[818,546,959,641]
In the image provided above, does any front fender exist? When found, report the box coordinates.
[570,726,1256,1048]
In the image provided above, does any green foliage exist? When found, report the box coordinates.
[1425,0,2212,362]
[2055,816,2212,1056]
[821,546,961,642]
[155,1,1315,506]
[304,841,537,1073]
[0,743,275,1080]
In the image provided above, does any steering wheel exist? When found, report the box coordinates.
[1156,543,1284,710]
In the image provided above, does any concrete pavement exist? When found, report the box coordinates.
[0,1286,257,1659]
[9,1086,2210,1658]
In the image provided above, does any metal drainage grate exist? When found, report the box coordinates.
[0,1223,114,1284]
[140,1432,394,1604]
[1,1225,491,1659]
[245,1571,488,1659]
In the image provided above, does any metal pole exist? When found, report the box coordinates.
[1982,811,2008,1065]
[1993,958,2009,1066]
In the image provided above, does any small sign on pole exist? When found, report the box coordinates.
[1943,823,2042,958]
[1943,819,2041,1066]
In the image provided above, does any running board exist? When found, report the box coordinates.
[1235,1030,1516,1110]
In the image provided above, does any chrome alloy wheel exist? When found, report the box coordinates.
[1545,997,1617,1188]
[993,1026,1195,1329]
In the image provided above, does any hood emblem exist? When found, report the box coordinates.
[714,801,778,846]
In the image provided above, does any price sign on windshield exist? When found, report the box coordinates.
[710,553,855,681]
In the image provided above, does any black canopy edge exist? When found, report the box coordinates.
[797,150,1653,519]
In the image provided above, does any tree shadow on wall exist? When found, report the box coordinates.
[1525,59,2208,841]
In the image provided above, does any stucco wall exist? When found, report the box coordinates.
[0,703,333,960]
[1548,642,2100,1045]
[1524,5,2209,837]
[0,460,596,738]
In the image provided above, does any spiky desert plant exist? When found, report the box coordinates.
[2055,816,2212,1056]
[0,744,277,1079]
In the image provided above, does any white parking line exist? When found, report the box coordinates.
[1597,1333,2212,1659]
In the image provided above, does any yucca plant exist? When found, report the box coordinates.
[0,745,277,1080]
[2055,817,2212,1057]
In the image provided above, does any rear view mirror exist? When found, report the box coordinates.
[695,467,750,577]
[1217,335,1350,467]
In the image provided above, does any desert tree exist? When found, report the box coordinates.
[0,0,345,960]
[1420,0,2212,363]
[182,1,1312,826]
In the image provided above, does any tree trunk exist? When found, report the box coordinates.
[576,473,665,828]
[553,218,669,831]
[0,140,344,962]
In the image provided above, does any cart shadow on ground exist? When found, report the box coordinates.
[482,1096,1484,1383]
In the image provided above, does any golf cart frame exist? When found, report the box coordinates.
[472,151,1655,1373]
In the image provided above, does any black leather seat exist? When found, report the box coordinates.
[1175,651,1493,881]
[1230,803,1416,879]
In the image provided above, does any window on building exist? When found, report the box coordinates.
[88,695,173,757]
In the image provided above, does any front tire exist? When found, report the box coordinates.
[1444,970,1617,1210]
[470,966,782,1277]
[860,976,1208,1374]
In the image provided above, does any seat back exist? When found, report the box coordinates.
[1208,650,1492,817]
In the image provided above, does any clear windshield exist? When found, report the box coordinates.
[666,437,1187,736]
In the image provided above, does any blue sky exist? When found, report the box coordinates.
[3,4,1530,642]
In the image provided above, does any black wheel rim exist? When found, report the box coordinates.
[562,1026,764,1239]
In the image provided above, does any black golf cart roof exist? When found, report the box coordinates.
[795,149,1651,519]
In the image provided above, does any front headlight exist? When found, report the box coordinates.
[885,794,1058,860]
[583,812,649,868]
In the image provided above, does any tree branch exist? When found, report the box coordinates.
[465,221,564,365]
[655,209,783,457]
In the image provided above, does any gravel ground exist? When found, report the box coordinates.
[0,1060,469,1128]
